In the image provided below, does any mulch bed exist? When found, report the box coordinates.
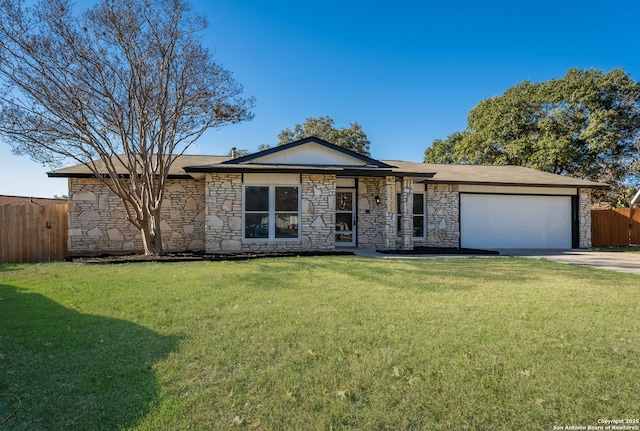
[67,251,355,264]
[376,247,499,255]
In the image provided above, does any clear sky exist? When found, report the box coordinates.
[1,0,639,197]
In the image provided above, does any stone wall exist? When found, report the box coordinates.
[579,188,592,248]
[203,173,243,253]
[68,177,206,254]
[356,178,385,249]
[301,174,335,251]
[423,184,460,247]
[204,173,337,253]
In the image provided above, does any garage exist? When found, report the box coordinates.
[460,193,574,249]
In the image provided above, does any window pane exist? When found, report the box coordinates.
[245,213,269,238]
[275,214,298,238]
[245,186,269,211]
[396,193,401,214]
[397,215,402,234]
[413,193,424,215]
[336,192,353,211]
[336,213,353,231]
[275,187,298,211]
[336,233,353,243]
[413,215,424,237]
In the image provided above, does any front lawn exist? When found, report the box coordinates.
[1,257,639,430]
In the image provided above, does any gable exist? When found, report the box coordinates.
[248,141,370,166]
[224,137,391,168]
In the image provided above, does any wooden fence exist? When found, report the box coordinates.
[591,208,640,247]
[0,204,68,263]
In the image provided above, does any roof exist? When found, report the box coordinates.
[224,137,393,168]
[385,161,607,189]
[47,138,605,189]
[0,195,67,206]
[48,155,230,178]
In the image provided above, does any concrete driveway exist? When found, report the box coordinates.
[353,248,640,276]
[499,249,640,276]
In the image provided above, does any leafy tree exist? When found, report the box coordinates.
[278,116,371,156]
[424,68,640,202]
[0,0,254,255]
[257,143,272,152]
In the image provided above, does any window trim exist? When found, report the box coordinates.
[243,184,301,242]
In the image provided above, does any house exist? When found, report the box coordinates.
[48,137,604,254]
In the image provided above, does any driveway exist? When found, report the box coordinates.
[353,248,640,276]
[499,249,640,276]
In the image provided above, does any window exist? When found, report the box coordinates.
[397,192,425,238]
[244,185,299,240]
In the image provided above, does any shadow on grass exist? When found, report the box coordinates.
[0,284,181,430]
[0,264,22,272]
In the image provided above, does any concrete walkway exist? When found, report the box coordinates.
[351,248,640,276]
[499,249,640,276]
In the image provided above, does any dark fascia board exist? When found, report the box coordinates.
[184,163,435,178]
[222,136,393,168]
[421,179,609,189]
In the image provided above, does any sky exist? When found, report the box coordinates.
[1,0,639,198]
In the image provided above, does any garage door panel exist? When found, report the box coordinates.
[460,194,572,249]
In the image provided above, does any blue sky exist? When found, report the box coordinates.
[1,0,639,197]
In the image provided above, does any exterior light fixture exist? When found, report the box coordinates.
[374,195,381,205]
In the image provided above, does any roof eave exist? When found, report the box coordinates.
[185,164,435,178]
[46,172,192,179]
[423,179,608,189]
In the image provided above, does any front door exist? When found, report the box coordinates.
[336,189,356,246]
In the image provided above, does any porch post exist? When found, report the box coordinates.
[400,177,414,250]
[382,176,397,249]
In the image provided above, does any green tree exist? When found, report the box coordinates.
[278,116,371,156]
[424,68,640,201]
[0,0,254,255]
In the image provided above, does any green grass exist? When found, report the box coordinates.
[1,257,639,430]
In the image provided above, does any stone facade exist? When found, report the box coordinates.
[579,188,592,248]
[204,173,337,253]
[68,177,205,254]
[301,174,335,251]
[204,173,243,253]
[67,174,594,255]
[356,178,385,249]
[422,184,460,248]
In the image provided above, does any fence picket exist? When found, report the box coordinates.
[591,208,640,247]
[0,204,68,263]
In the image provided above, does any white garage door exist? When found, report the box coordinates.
[460,194,573,249]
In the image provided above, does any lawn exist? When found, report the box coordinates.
[1,257,639,430]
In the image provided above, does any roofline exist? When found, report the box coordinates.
[423,179,609,189]
[223,136,393,168]
[47,172,193,179]
[185,164,434,178]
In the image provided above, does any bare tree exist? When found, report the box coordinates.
[0,0,254,254]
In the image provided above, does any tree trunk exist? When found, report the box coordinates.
[139,210,164,255]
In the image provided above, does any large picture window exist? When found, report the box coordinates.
[397,192,425,238]
[244,185,299,240]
